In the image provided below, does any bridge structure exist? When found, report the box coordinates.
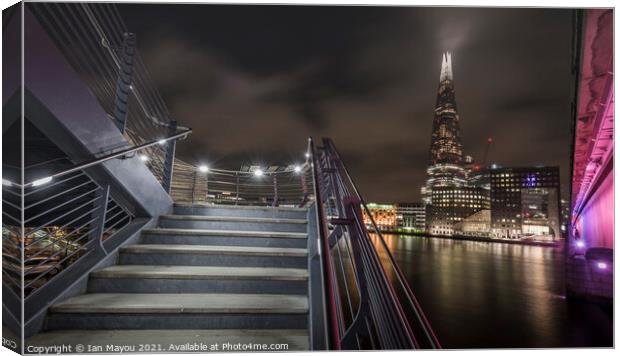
[566,9,613,304]
[2,3,439,353]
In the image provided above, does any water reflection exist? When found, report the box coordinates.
[373,233,613,348]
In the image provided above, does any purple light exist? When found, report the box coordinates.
[575,240,585,248]
[525,174,537,187]
[597,262,607,270]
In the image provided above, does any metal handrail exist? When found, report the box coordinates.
[2,166,134,296]
[311,137,441,349]
[169,150,313,207]
[19,128,191,188]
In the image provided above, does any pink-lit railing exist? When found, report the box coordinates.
[310,137,440,349]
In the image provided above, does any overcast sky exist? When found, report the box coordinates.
[118,5,574,202]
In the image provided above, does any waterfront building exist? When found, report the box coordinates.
[489,166,561,240]
[423,52,475,235]
[395,203,426,231]
[427,186,490,235]
[454,209,491,236]
[363,203,397,229]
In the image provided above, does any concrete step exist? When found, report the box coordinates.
[174,203,308,220]
[46,293,308,330]
[159,215,308,233]
[119,244,307,268]
[89,265,308,294]
[27,329,309,352]
[141,228,307,248]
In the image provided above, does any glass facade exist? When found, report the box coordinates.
[490,167,561,239]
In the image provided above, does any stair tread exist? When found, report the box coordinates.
[143,228,307,238]
[50,293,309,314]
[92,265,308,280]
[121,244,307,257]
[174,203,308,212]
[27,329,309,350]
[161,215,307,224]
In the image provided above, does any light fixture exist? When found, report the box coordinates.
[294,165,302,173]
[575,240,585,248]
[158,139,166,145]
[139,154,149,162]
[32,176,53,187]
[597,262,608,270]
[254,169,264,177]
[305,152,310,158]
[2,179,12,187]
[198,165,209,173]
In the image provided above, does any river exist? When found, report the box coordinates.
[380,233,613,349]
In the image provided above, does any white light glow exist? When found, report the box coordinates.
[294,165,302,173]
[139,154,149,162]
[32,176,53,187]
[2,179,12,187]
[597,262,608,270]
[254,169,264,177]
[576,240,585,248]
[198,165,209,173]
[305,152,310,158]
[158,139,166,145]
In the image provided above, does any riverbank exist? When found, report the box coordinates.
[378,229,561,247]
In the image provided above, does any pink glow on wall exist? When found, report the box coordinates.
[574,169,613,249]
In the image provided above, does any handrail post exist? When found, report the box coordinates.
[300,167,309,207]
[205,172,209,203]
[235,172,240,206]
[112,32,136,134]
[191,171,196,205]
[161,120,178,193]
[272,174,279,207]
[90,184,110,255]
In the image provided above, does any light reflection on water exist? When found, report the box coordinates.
[373,233,613,348]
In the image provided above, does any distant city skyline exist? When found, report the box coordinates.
[118,5,573,202]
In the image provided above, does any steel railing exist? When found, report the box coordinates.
[2,169,134,296]
[2,129,190,297]
[170,158,314,207]
[311,137,440,350]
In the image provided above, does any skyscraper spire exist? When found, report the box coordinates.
[439,52,453,82]
[429,51,462,166]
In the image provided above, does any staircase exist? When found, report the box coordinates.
[28,204,311,351]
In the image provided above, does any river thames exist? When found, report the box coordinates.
[379,233,613,349]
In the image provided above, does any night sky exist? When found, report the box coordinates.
[118,4,574,202]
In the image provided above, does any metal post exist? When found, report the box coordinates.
[191,171,196,205]
[90,185,110,255]
[112,32,136,133]
[300,168,309,207]
[235,172,240,206]
[272,174,279,207]
[205,173,209,203]
[161,120,177,193]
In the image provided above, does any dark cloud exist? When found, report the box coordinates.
[118,4,573,202]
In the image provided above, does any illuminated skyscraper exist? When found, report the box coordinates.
[422,52,493,235]
[429,52,464,167]
[423,52,478,235]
